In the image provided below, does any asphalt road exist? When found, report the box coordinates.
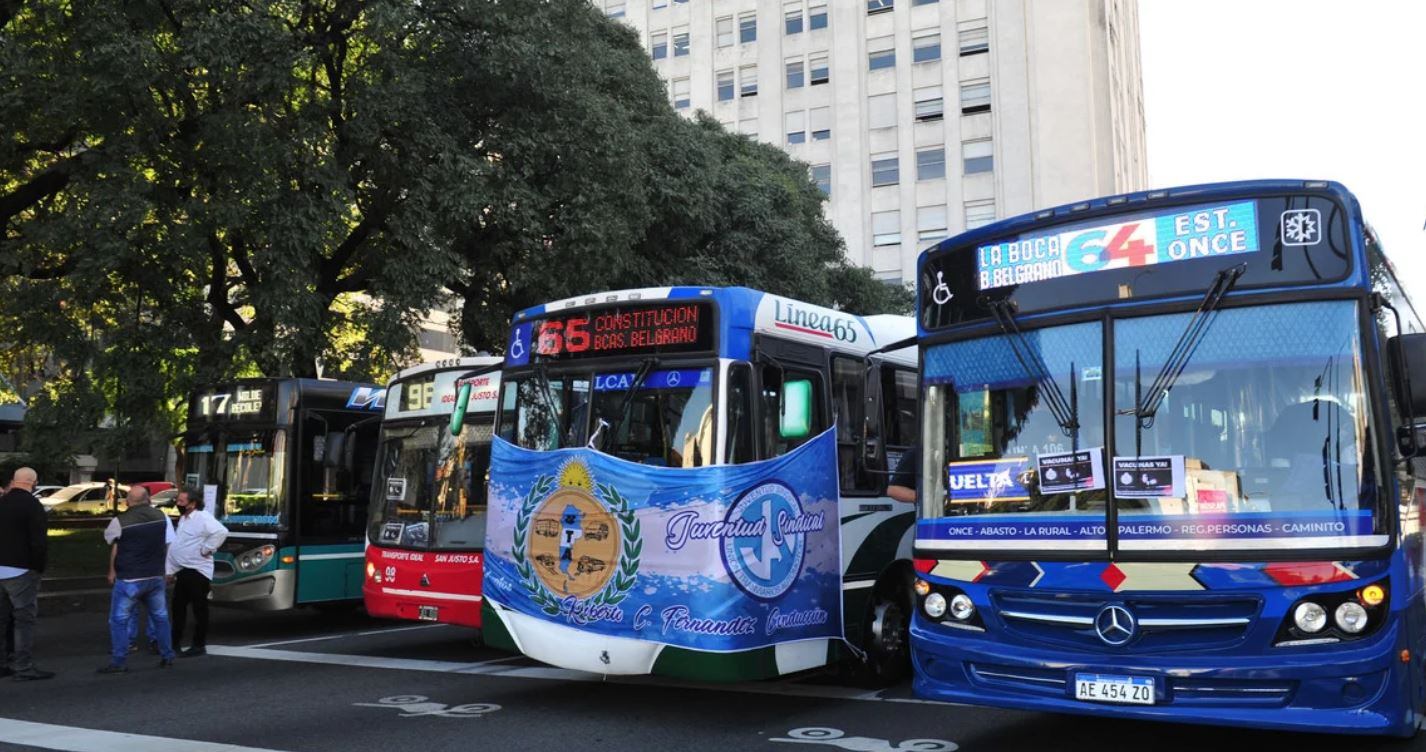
[0,606,1422,752]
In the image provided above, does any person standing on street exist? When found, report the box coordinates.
[166,488,227,657]
[0,467,55,681]
[98,486,176,673]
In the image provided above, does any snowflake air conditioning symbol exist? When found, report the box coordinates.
[1279,208,1322,246]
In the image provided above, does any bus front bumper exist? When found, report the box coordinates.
[210,569,295,611]
[910,619,1417,737]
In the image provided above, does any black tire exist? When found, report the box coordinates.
[859,579,912,687]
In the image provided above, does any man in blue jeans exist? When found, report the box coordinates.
[98,486,176,673]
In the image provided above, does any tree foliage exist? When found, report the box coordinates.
[1,0,910,462]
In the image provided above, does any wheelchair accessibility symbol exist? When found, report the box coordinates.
[931,271,953,306]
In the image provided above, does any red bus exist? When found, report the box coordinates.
[363,358,501,627]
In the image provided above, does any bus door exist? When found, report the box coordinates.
[295,409,381,603]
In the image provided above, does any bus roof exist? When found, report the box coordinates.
[512,286,915,365]
[389,356,503,385]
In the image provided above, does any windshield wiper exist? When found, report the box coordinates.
[1119,263,1247,429]
[985,298,1079,439]
[601,358,657,449]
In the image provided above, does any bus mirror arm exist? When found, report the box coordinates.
[1381,294,1424,459]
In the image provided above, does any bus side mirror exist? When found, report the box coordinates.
[449,383,473,437]
[1389,334,1426,456]
[780,379,813,440]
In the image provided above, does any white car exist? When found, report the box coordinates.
[43,482,130,515]
[33,485,64,499]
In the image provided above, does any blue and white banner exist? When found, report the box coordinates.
[946,458,1032,504]
[484,428,842,652]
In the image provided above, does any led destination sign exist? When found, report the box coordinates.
[976,201,1261,290]
[526,302,715,361]
[190,384,275,422]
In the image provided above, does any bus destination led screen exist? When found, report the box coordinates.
[976,200,1260,290]
[531,302,713,361]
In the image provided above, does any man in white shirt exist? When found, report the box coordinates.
[165,488,228,657]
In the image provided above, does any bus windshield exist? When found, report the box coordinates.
[220,431,286,526]
[369,419,493,550]
[499,367,716,466]
[923,321,1108,546]
[1113,299,1384,550]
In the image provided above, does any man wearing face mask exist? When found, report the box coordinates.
[165,488,228,657]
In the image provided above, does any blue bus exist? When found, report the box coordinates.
[908,180,1426,736]
[483,286,920,682]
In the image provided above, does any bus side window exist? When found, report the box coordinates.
[725,363,756,464]
[831,356,878,493]
[882,366,918,474]
[759,364,826,458]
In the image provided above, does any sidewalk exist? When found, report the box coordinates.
[39,575,111,617]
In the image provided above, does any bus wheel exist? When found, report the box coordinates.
[861,585,911,686]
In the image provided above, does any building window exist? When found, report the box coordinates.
[918,205,948,244]
[809,106,831,140]
[651,31,668,61]
[913,0,938,5]
[868,93,897,129]
[785,4,803,35]
[811,163,832,196]
[605,0,627,18]
[740,66,758,97]
[739,12,757,44]
[672,27,690,57]
[868,38,896,71]
[965,199,996,229]
[809,0,828,29]
[873,210,901,246]
[961,80,991,114]
[717,69,735,102]
[672,77,691,110]
[959,25,989,56]
[652,0,667,8]
[962,139,993,174]
[914,86,943,120]
[809,53,830,84]
[716,16,735,47]
[786,111,806,145]
[868,0,893,15]
[739,118,757,136]
[871,152,899,187]
[916,146,945,180]
[913,33,941,63]
[786,58,805,89]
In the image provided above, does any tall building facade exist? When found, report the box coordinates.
[596,0,1147,281]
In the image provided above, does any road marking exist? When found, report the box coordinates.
[205,645,955,706]
[246,623,448,648]
[0,717,292,752]
[354,695,501,718]
[772,727,958,752]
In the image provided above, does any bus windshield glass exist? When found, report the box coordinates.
[369,420,493,550]
[1113,299,1385,550]
[220,432,286,526]
[590,368,715,466]
[922,321,1108,548]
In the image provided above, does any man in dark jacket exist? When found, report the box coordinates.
[98,486,176,673]
[0,467,55,680]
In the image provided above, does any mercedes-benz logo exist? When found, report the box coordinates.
[1094,604,1136,646]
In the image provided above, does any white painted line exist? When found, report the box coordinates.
[205,645,964,706]
[379,587,483,602]
[245,623,449,648]
[0,717,291,752]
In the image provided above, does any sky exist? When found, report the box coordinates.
[1139,0,1426,291]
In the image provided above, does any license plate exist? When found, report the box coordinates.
[417,605,439,621]
[1074,673,1155,705]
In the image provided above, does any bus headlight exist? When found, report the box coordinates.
[949,594,975,621]
[924,593,947,619]
[236,545,276,573]
[1293,601,1327,633]
[1335,602,1369,634]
